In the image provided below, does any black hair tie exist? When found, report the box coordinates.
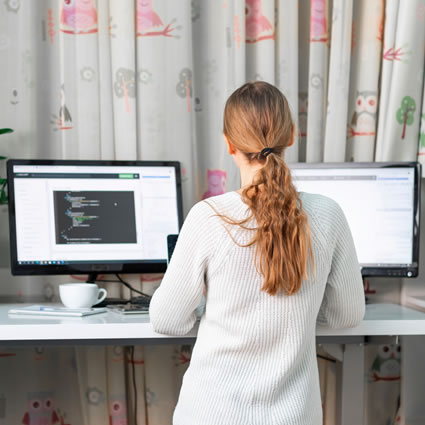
[260,147,273,158]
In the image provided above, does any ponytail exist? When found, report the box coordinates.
[222,81,313,296]
[240,153,313,295]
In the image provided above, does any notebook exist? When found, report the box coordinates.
[8,305,107,317]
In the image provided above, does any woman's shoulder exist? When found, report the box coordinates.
[187,192,243,222]
[298,191,346,238]
[298,191,343,216]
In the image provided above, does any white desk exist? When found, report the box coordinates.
[0,303,424,345]
[1,302,424,425]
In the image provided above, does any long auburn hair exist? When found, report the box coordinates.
[222,81,313,296]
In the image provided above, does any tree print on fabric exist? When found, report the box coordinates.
[396,96,416,139]
[202,169,227,199]
[176,68,193,112]
[60,0,98,35]
[136,0,181,38]
[245,0,274,43]
[50,85,73,131]
[114,68,136,113]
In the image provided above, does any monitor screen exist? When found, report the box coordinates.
[290,162,421,278]
[7,160,183,275]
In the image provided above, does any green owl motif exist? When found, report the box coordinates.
[370,344,401,382]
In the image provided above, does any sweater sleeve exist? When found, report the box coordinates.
[149,201,213,336]
[316,201,366,329]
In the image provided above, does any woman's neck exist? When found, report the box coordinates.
[237,162,264,193]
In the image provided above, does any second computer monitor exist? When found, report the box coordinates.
[290,162,421,278]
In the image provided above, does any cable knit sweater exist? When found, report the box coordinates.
[149,191,365,425]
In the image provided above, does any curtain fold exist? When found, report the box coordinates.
[192,0,245,198]
[323,0,353,162]
[346,0,383,162]
[276,0,299,163]
[306,0,329,163]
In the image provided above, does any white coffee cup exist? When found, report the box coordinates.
[59,283,107,309]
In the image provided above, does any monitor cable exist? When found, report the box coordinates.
[94,274,151,298]
[94,274,152,306]
[130,346,138,425]
[115,274,151,298]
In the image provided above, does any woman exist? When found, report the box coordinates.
[149,81,365,425]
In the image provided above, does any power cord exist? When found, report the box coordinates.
[316,354,336,363]
[130,346,138,425]
[115,274,151,299]
[94,274,152,301]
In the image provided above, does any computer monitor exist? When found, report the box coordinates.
[7,159,183,277]
[289,162,421,278]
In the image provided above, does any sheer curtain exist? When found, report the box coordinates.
[1,0,425,424]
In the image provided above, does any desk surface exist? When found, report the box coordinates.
[0,303,425,345]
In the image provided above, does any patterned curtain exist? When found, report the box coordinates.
[1,0,425,424]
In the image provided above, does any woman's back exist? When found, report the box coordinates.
[150,190,365,425]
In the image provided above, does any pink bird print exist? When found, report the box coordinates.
[60,0,98,34]
[310,0,328,43]
[136,0,179,38]
[202,169,227,200]
[136,0,163,33]
[245,0,273,43]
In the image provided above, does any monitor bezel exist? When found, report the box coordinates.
[289,161,421,278]
[7,159,184,276]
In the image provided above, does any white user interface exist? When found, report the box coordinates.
[291,167,415,267]
[12,164,179,265]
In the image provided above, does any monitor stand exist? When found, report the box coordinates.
[86,273,129,307]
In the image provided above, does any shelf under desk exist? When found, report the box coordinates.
[0,302,425,346]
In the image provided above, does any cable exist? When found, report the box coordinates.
[130,346,138,425]
[115,274,151,299]
[316,354,336,363]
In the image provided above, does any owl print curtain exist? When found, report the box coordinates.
[1,1,425,425]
